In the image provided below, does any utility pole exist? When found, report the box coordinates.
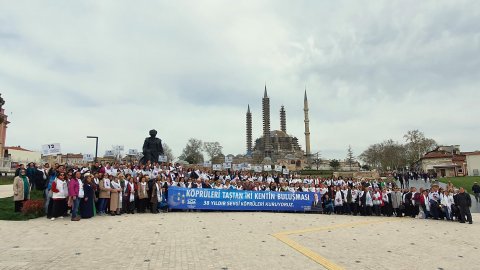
[86,136,99,162]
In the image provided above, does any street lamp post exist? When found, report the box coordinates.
[86,136,99,162]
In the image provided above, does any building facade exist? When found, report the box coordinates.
[4,146,42,164]
[465,152,480,176]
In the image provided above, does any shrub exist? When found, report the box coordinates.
[21,199,45,217]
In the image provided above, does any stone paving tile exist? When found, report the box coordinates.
[0,212,325,270]
[1,212,478,269]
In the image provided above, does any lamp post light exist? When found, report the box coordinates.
[86,136,99,162]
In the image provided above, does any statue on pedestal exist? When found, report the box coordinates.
[140,129,164,164]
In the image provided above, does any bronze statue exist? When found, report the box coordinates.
[0,94,4,111]
[0,94,5,124]
[140,129,164,164]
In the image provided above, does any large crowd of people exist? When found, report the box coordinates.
[12,161,475,224]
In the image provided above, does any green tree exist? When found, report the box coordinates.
[179,138,204,164]
[329,159,340,171]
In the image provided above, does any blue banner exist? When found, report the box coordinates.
[167,187,316,212]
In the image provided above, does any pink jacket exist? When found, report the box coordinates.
[68,178,79,197]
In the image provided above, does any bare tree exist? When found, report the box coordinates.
[179,138,204,164]
[203,142,223,161]
[404,130,437,164]
[162,142,175,162]
[346,145,355,171]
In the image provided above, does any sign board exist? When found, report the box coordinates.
[225,156,234,163]
[104,150,115,157]
[242,163,252,171]
[212,164,222,171]
[203,161,212,168]
[42,143,61,156]
[83,154,94,162]
[223,162,232,169]
[232,164,241,171]
[264,165,272,171]
[128,149,138,156]
[254,166,263,173]
[282,168,290,175]
[158,155,168,162]
[275,165,283,172]
[112,145,124,151]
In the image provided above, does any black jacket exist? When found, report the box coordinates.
[455,192,472,208]
[472,184,480,194]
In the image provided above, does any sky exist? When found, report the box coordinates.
[1,0,480,161]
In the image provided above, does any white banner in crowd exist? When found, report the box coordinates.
[83,154,94,162]
[254,166,263,173]
[213,164,222,171]
[275,165,283,172]
[105,150,115,157]
[158,155,168,162]
[243,163,252,171]
[223,162,232,169]
[42,143,61,156]
[232,164,241,171]
[112,145,124,151]
[263,165,272,171]
[225,156,233,163]
[128,149,138,156]
[282,168,290,175]
[203,161,212,167]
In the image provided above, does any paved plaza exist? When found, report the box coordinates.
[0,211,479,270]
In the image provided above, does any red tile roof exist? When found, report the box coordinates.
[5,146,33,152]
[422,151,452,159]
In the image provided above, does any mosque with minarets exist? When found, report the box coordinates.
[244,85,312,167]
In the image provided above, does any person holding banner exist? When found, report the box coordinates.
[150,177,164,213]
[323,194,334,214]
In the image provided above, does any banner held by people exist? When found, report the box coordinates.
[168,186,314,212]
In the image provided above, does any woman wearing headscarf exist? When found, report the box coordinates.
[13,168,30,212]
[80,174,95,219]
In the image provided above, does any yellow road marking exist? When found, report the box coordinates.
[272,218,401,270]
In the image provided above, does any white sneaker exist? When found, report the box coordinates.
[59,216,64,219]
[50,218,55,221]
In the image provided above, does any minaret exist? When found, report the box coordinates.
[262,85,272,157]
[304,89,311,157]
[280,105,286,134]
[246,104,252,155]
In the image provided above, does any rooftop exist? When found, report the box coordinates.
[5,146,33,152]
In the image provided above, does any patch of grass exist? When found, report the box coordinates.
[438,176,480,194]
[0,176,14,185]
[0,189,45,221]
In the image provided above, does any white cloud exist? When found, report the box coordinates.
[1,0,480,160]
